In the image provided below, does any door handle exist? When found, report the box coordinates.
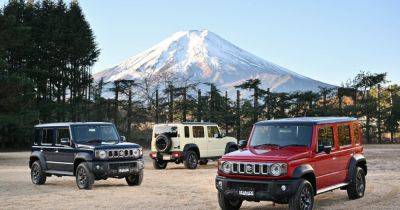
[55,150,59,153]
[332,157,337,160]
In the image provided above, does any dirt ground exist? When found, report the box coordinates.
[0,145,399,210]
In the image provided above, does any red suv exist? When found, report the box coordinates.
[216,117,367,210]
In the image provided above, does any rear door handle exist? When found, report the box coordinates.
[332,157,337,160]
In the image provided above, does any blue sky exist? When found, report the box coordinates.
[2,0,400,85]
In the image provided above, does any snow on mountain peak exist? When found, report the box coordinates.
[94,29,334,95]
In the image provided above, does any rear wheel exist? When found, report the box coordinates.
[126,170,143,186]
[31,161,46,185]
[184,150,198,169]
[153,159,168,169]
[75,162,94,190]
[347,167,366,199]
[289,179,314,210]
[218,191,242,210]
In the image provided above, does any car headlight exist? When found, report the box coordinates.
[132,148,140,158]
[95,150,107,159]
[139,147,143,157]
[220,161,232,174]
[270,163,287,176]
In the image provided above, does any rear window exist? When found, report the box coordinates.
[193,126,204,138]
[353,123,360,144]
[318,126,334,148]
[154,126,178,138]
[338,125,351,146]
[184,126,190,138]
[41,128,54,145]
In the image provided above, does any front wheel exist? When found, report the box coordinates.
[289,179,314,210]
[31,161,46,185]
[153,159,168,169]
[184,150,198,169]
[75,162,94,190]
[126,170,143,186]
[218,191,242,210]
[347,167,366,199]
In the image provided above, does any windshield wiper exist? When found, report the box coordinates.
[253,143,280,148]
[279,144,307,149]
[82,139,102,144]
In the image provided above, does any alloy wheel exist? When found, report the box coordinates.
[78,168,87,186]
[300,185,312,210]
[31,164,39,182]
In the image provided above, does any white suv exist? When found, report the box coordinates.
[149,122,238,169]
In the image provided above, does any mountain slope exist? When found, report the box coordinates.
[94,29,334,95]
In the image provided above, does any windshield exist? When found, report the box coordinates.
[72,125,119,144]
[250,124,312,147]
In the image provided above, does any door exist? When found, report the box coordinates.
[206,126,225,157]
[334,123,354,183]
[314,125,341,189]
[52,127,74,172]
[192,126,207,157]
[40,128,56,170]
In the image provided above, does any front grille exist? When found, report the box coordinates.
[231,162,270,175]
[109,162,137,170]
[107,149,136,158]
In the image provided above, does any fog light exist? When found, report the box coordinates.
[96,165,100,170]
[217,181,223,189]
[281,185,287,191]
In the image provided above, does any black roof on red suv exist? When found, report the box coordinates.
[256,117,357,126]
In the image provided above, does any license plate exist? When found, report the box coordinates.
[238,190,254,196]
[118,167,129,173]
[162,155,171,160]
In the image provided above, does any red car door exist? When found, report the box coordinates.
[334,123,355,183]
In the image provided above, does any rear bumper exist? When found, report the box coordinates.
[149,151,182,161]
[215,176,301,202]
[90,159,144,178]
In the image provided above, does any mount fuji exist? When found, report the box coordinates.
[94,29,334,96]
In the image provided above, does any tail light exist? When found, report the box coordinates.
[171,151,181,158]
[149,152,157,159]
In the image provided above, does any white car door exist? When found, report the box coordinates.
[192,126,208,157]
[206,126,226,157]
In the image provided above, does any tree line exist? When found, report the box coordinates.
[1,1,399,149]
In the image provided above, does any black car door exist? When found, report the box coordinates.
[40,128,57,171]
[52,127,75,172]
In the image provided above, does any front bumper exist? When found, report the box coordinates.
[90,159,144,178]
[215,176,301,202]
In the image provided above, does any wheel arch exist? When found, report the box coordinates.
[73,152,93,175]
[29,151,47,170]
[183,144,200,158]
[292,164,316,195]
[348,154,367,182]
[224,142,238,154]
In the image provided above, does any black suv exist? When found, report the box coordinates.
[29,122,144,189]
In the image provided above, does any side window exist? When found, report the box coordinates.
[338,124,351,146]
[41,128,54,145]
[318,126,334,148]
[56,128,70,145]
[184,126,190,138]
[207,126,220,138]
[193,126,204,138]
[34,129,41,145]
[353,123,360,144]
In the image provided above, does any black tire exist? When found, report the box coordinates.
[75,162,94,190]
[289,179,314,210]
[184,150,198,169]
[155,133,172,152]
[31,160,46,185]
[199,159,208,165]
[347,167,366,199]
[226,146,238,154]
[153,158,168,169]
[218,191,242,210]
[126,170,143,186]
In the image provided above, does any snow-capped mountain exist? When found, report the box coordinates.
[94,29,334,96]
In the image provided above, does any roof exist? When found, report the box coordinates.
[256,117,357,125]
[34,122,113,128]
[155,122,218,126]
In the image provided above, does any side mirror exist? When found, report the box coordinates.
[214,133,222,138]
[221,131,226,137]
[318,145,332,154]
[121,136,126,142]
[60,138,70,146]
[238,140,248,149]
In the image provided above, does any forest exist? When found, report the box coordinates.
[1,0,399,149]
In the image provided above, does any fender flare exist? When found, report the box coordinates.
[73,152,94,174]
[292,164,315,178]
[29,151,47,170]
[224,142,238,154]
[182,144,200,158]
[347,154,367,182]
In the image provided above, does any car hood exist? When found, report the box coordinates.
[222,146,310,162]
[76,142,140,150]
